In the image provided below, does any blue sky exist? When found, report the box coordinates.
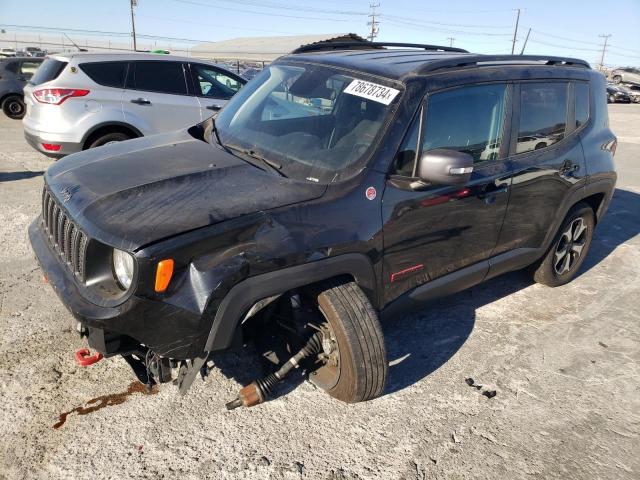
[1,0,639,67]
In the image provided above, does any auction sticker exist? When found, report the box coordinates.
[344,79,400,105]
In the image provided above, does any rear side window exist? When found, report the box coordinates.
[575,82,590,129]
[422,84,507,163]
[4,61,18,73]
[20,61,42,76]
[516,83,568,154]
[129,61,187,95]
[29,58,68,86]
[80,62,128,88]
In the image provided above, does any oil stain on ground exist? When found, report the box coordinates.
[53,381,158,429]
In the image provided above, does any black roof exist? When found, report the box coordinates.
[282,44,590,81]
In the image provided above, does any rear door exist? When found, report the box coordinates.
[78,61,128,120]
[123,60,202,134]
[188,63,245,116]
[381,83,513,304]
[493,81,587,259]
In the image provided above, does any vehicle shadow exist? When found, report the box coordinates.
[381,187,640,396]
[0,170,44,182]
[212,188,639,401]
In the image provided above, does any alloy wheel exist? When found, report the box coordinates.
[553,217,588,275]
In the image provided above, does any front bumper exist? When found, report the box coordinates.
[28,217,208,359]
[23,129,82,158]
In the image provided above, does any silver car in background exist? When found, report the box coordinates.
[610,67,640,86]
[23,52,246,157]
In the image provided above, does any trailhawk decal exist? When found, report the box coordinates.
[343,79,400,105]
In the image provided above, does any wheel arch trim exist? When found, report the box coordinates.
[81,121,143,149]
[204,253,377,352]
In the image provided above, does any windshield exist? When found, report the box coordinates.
[215,63,402,183]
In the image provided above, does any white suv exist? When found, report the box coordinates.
[23,52,246,157]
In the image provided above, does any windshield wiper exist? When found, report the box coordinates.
[225,144,287,178]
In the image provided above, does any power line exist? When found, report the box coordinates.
[170,0,355,21]
[383,18,512,36]
[382,14,512,29]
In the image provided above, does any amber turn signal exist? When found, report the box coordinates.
[155,259,174,293]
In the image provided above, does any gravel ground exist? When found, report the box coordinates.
[1,105,639,480]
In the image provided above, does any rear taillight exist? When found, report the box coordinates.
[33,88,89,105]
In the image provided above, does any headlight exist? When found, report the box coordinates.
[112,248,135,290]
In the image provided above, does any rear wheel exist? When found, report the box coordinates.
[87,132,132,149]
[532,203,595,287]
[2,95,25,119]
[612,75,622,84]
[308,280,387,403]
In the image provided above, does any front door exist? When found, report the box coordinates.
[189,63,244,116]
[123,60,202,134]
[382,83,512,305]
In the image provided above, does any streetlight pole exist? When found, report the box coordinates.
[130,0,138,52]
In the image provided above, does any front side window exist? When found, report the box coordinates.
[215,63,401,183]
[191,64,243,99]
[130,61,187,95]
[516,82,568,154]
[422,84,507,163]
[575,82,590,129]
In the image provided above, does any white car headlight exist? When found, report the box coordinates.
[112,248,135,290]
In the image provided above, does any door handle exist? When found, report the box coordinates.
[206,104,221,111]
[477,185,508,200]
[130,98,152,105]
[559,160,579,175]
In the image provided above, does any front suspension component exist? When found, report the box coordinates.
[226,331,323,410]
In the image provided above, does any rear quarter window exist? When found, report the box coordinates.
[79,62,128,88]
[29,58,68,86]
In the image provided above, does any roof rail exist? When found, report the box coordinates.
[417,54,590,73]
[291,41,469,55]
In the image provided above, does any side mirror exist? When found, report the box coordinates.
[417,149,474,185]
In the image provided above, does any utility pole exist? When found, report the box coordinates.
[511,8,521,55]
[598,34,611,71]
[447,37,455,47]
[520,28,531,55]
[130,0,138,51]
[367,3,380,42]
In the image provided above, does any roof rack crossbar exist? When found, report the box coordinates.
[417,54,590,73]
[292,41,469,55]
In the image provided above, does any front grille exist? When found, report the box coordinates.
[41,187,88,282]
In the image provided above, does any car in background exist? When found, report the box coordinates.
[0,57,44,119]
[22,52,246,157]
[240,67,261,81]
[0,48,17,58]
[25,47,46,58]
[610,67,640,86]
[606,84,632,103]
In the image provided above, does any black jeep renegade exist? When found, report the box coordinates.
[29,43,617,407]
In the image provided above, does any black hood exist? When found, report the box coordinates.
[45,129,326,251]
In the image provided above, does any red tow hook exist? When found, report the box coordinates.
[74,348,103,367]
